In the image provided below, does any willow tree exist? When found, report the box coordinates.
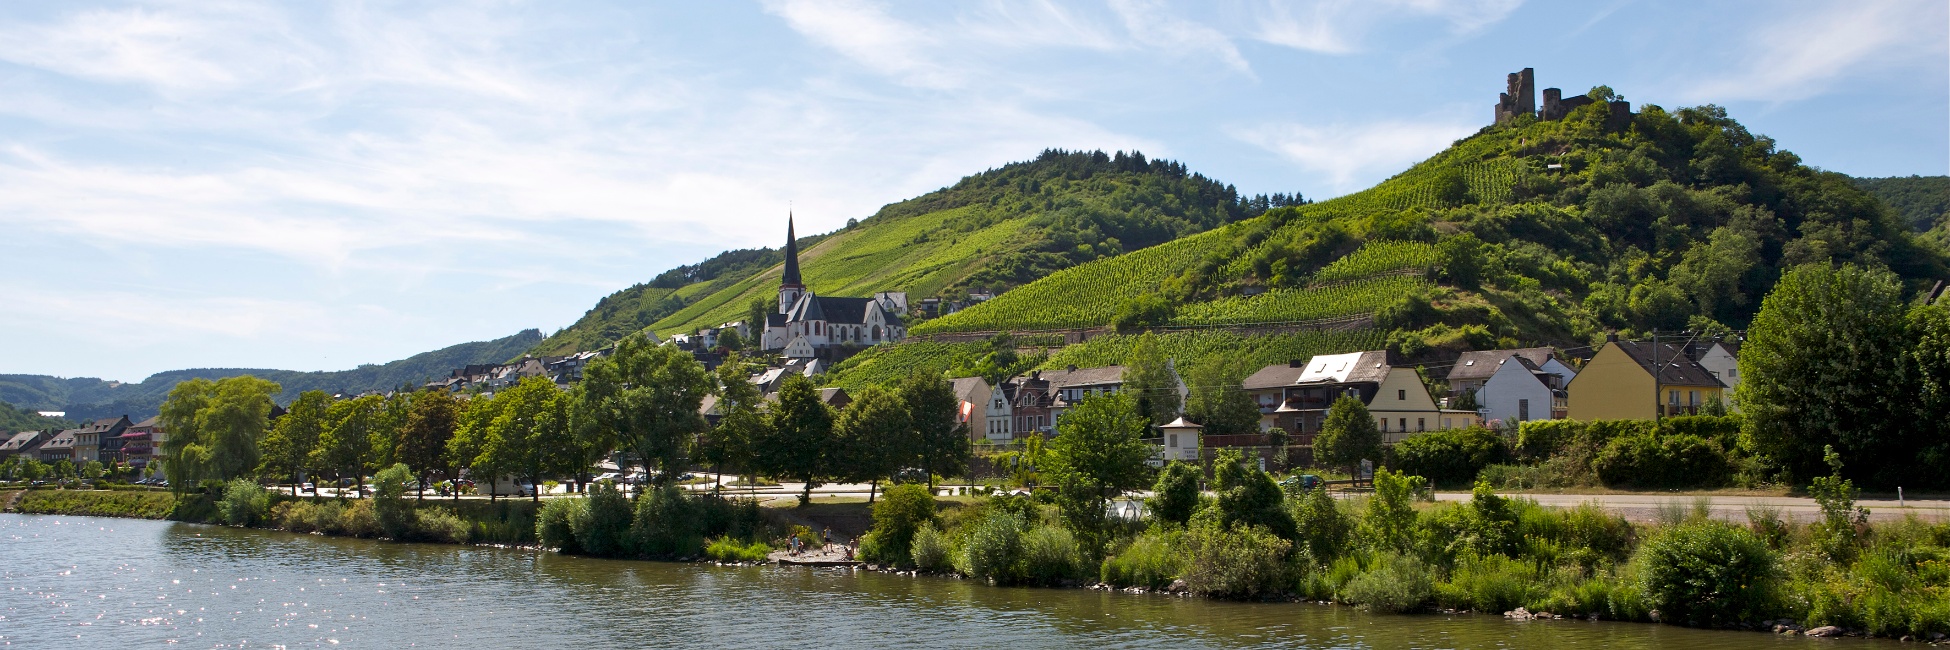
[159,375,281,491]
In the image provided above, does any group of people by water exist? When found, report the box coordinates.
[785,526,855,561]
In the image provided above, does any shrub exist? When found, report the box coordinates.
[1341,553,1434,613]
[1593,432,1731,489]
[334,499,381,538]
[372,463,415,539]
[1182,522,1292,599]
[1515,420,1585,460]
[1147,461,1200,526]
[865,484,936,565]
[218,479,271,527]
[537,497,586,552]
[571,482,634,557]
[1021,526,1083,586]
[1636,520,1779,627]
[1363,469,1423,552]
[910,524,954,573]
[1288,486,1352,561]
[1392,427,1511,487]
[1434,553,1541,613]
[704,537,772,563]
[414,507,472,544]
[962,510,1025,584]
[1101,530,1185,589]
[632,484,704,559]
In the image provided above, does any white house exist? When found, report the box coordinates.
[1154,417,1202,466]
[1688,340,1741,392]
[1477,354,1571,425]
[1247,351,1480,444]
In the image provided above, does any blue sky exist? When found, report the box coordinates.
[2,0,1944,381]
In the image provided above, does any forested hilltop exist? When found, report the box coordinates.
[0,329,543,423]
[1854,175,1950,248]
[896,97,1946,367]
[528,149,1301,356]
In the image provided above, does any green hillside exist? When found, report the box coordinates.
[528,150,1300,355]
[918,96,1948,363]
[0,329,544,422]
[0,400,73,433]
[1854,175,1950,249]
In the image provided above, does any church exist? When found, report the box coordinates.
[758,215,908,358]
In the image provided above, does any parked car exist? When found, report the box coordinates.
[1280,474,1324,491]
[299,482,316,494]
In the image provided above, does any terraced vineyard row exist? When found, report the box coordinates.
[819,341,992,391]
[1310,241,1438,284]
[1170,275,1429,327]
[909,228,1224,334]
[1040,329,1386,374]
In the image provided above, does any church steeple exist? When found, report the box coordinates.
[779,212,805,314]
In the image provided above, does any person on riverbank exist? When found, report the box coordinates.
[822,527,832,552]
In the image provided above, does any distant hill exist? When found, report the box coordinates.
[857,95,1946,380]
[528,149,1302,356]
[1854,175,1950,248]
[0,401,73,434]
[0,329,544,422]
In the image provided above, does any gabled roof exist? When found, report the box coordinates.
[79,416,130,435]
[950,377,990,404]
[1447,347,1558,382]
[787,295,899,326]
[1037,365,1126,389]
[1,430,47,452]
[1607,340,1725,388]
[42,429,80,449]
[1243,363,1307,390]
[1296,351,1392,385]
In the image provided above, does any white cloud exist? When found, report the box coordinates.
[1234,118,1477,195]
[1109,0,1251,72]
[1247,0,1522,54]
[1686,1,1946,102]
[760,0,956,88]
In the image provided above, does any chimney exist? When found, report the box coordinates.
[1289,359,1304,368]
[1605,331,1618,343]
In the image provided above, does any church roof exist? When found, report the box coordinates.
[786,295,895,326]
[782,214,803,287]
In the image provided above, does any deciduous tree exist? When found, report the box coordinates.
[757,373,834,505]
[1315,396,1381,477]
[261,390,330,494]
[159,376,281,491]
[579,334,713,487]
[900,373,967,490]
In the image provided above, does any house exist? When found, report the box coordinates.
[1244,351,1478,445]
[759,215,907,356]
[0,430,50,460]
[1003,371,1057,438]
[1449,349,1576,426]
[119,416,163,468]
[1685,339,1742,393]
[761,387,852,410]
[38,428,79,461]
[980,381,1015,442]
[1000,364,1178,439]
[73,416,132,464]
[950,378,995,442]
[1152,417,1202,466]
[1039,365,1133,425]
[1445,348,1577,404]
[1566,335,1727,420]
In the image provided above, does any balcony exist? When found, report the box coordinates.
[1659,404,1703,417]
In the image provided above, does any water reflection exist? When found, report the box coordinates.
[0,513,1901,649]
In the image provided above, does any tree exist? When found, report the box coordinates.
[717,327,745,351]
[447,393,499,500]
[900,373,968,490]
[1907,301,1950,489]
[756,373,835,505]
[699,353,767,497]
[833,385,908,502]
[159,375,282,491]
[315,394,384,499]
[261,390,330,494]
[397,389,460,499]
[1147,461,1200,526]
[1211,448,1295,540]
[1437,233,1485,290]
[1315,396,1382,477]
[1183,357,1260,436]
[1122,332,1182,426]
[1044,393,1154,546]
[1738,264,1911,487]
[579,334,714,487]
[482,376,560,502]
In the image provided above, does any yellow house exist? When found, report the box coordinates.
[1566,336,1726,420]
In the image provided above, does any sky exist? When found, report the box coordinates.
[2,0,1945,382]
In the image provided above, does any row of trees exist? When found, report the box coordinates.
[155,331,975,502]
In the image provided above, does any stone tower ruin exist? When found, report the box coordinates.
[1495,69,1632,128]
[1494,68,1535,124]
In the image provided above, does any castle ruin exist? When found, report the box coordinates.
[1494,68,1631,128]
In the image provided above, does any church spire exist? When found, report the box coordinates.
[782,212,803,287]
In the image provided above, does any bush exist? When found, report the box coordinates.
[1636,520,1779,626]
[571,482,634,557]
[1101,530,1186,589]
[1288,486,1352,561]
[15,489,177,519]
[1182,522,1292,600]
[372,463,415,539]
[1434,553,1541,613]
[1147,461,1200,526]
[1594,432,1731,489]
[1021,526,1083,586]
[1392,427,1511,487]
[414,507,472,544]
[1363,469,1423,552]
[632,484,704,559]
[865,484,936,565]
[961,510,1025,584]
[218,479,271,527]
[537,497,586,552]
[704,537,772,563]
[1515,420,1585,460]
[910,524,954,573]
[1342,553,1434,613]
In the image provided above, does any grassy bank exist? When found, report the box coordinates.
[9,488,177,519]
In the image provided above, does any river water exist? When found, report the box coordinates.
[0,513,1903,649]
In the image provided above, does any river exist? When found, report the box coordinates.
[0,513,1903,649]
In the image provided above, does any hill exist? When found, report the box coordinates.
[875,93,1945,379]
[0,329,544,423]
[0,401,73,434]
[528,150,1302,355]
[1854,175,1950,248]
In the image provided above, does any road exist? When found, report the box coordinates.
[1432,491,1950,523]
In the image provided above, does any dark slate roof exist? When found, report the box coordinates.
[1038,366,1125,389]
[42,429,80,449]
[1610,340,1725,388]
[79,416,130,435]
[1243,363,1307,390]
[1447,347,1557,382]
[788,295,889,326]
[1,430,47,452]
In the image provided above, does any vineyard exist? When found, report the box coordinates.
[908,228,1226,334]
[819,341,994,391]
[1308,241,1438,284]
[1170,275,1429,326]
[1039,329,1386,374]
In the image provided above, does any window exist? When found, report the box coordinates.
[1443,418,1452,429]
[1398,389,1406,401]
[1518,399,1530,421]
[1669,390,1679,404]
[1399,418,1408,432]
[1378,418,1388,432]
[1689,390,1699,406]
[1168,434,1178,447]
[1417,418,1425,432]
